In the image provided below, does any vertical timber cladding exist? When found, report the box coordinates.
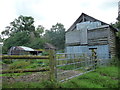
[66,30,81,45]
[108,27,116,58]
[66,27,88,45]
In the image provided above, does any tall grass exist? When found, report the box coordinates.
[61,66,119,88]
[2,66,119,88]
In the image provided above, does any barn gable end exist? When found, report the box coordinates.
[65,13,117,59]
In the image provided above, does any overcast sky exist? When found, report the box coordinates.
[0,0,119,33]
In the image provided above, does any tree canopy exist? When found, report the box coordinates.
[44,23,65,50]
[1,15,35,37]
[0,35,2,42]
[1,15,66,54]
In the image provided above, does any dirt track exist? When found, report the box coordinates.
[2,69,82,83]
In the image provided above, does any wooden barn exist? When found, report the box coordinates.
[65,13,118,59]
[8,46,42,55]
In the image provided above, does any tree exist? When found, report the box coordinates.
[0,35,2,42]
[28,38,45,49]
[44,23,65,50]
[1,26,11,37]
[1,15,45,54]
[1,15,35,37]
[2,31,31,53]
[34,25,44,38]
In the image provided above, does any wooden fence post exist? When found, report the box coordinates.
[49,49,57,82]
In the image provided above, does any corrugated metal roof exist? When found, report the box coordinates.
[44,43,56,49]
[19,46,35,51]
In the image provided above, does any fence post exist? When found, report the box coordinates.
[49,49,57,82]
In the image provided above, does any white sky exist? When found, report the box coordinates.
[0,0,119,33]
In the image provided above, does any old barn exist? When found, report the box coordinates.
[65,13,118,59]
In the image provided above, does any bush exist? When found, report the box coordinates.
[109,57,119,66]
[42,51,49,56]
[2,59,13,64]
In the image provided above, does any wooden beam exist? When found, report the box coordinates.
[0,55,49,59]
[1,68,49,74]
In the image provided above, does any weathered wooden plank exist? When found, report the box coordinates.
[108,27,116,57]
[66,30,81,44]
[1,68,49,74]
[87,28,109,40]
[1,55,49,59]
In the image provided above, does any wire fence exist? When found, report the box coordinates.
[56,53,110,82]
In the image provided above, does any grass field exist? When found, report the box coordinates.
[2,65,119,88]
[61,66,119,88]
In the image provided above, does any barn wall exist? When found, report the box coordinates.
[66,29,88,45]
[66,46,88,53]
[66,30,81,45]
[108,28,116,58]
[66,45,109,59]
[87,27,109,45]
[88,45,109,59]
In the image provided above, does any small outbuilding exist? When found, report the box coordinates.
[8,46,42,55]
[44,43,56,50]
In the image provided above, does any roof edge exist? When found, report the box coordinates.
[67,13,109,32]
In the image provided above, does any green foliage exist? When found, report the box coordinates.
[3,59,13,64]
[1,15,46,53]
[61,66,119,88]
[109,57,119,66]
[61,79,103,88]
[8,59,49,70]
[42,51,49,56]
[58,64,76,70]
[34,25,44,37]
[9,61,30,69]
[1,15,66,54]
[28,38,45,49]
[1,72,31,77]
[40,81,60,88]
[116,37,120,59]
[113,21,120,30]
[3,82,44,88]
[1,15,35,37]
[3,81,60,88]
[96,66,118,77]
[3,31,30,51]
[2,66,118,88]
[25,62,47,69]
[44,23,65,50]
[0,35,2,42]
